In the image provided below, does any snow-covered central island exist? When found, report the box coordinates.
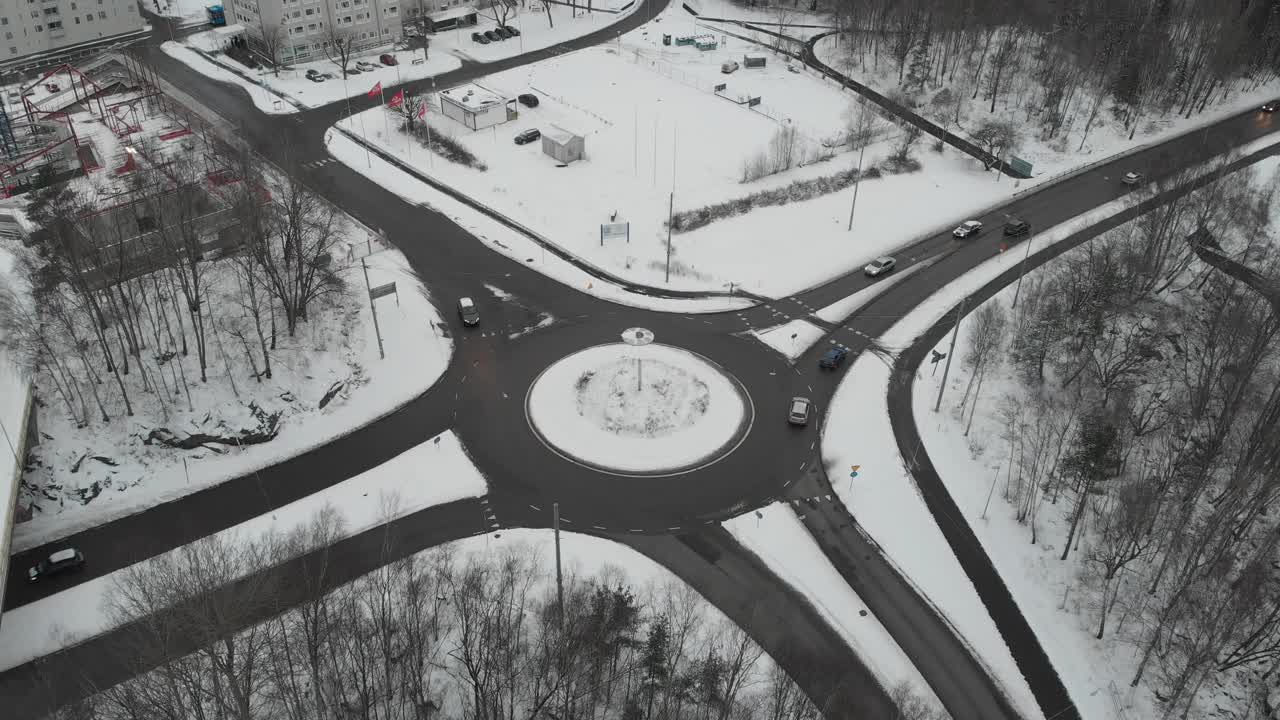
[525,343,750,475]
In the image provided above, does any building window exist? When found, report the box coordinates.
[3,31,9,39]
[73,15,77,22]
[34,23,41,30]
[48,19,60,28]
[0,17,7,25]
[30,11,38,17]
[85,12,91,20]
[8,47,15,54]
[70,1,75,7]
[98,10,105,17]
[44,8,59,15]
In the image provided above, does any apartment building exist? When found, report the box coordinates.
[226,0,402,64]
[0,0,145,71]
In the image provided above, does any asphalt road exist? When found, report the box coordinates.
[5,7,1280,720]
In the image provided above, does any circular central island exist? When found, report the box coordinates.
[525,342,752,477]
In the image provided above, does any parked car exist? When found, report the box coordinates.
[379,53,398,66]
[357,60,380,71]
[28,548,85,583]
[307,73,325,83]
[788,397,812,426]
[494,26,513,39]
[1003,218,1031,236]
[1122,171,1143,185]
[819,346,849,369]
[484,30,502,42]
[721,60,740,74]
[458,297,480,326]
[472,31,490,44]
[864,256,896,277]
[305,68,321,78]
[346,67,362,75]
[502,25,520,36]
[952,220,983,238]
[515,128,541,145]
[517,93,539,108]
[1263,100,1278,113]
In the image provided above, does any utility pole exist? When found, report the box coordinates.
[362,257,385,359]
[665,192,673,282]
[847,139,867,231]
[933,298,966,412]
[1011,234,1034,309]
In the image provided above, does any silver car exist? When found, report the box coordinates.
[788,397,811,426]
[864,257,896,277]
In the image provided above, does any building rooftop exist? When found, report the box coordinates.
[440,83,506,112]
[543,123,582,145]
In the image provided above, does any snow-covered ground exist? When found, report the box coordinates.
[526,342,747,473]
[723,502,948,715]
[819,136,1280,720]
[814,261,934,324]
[427,2,640,64]
[325,130,754,313]
[331,0,1047,301]
[748,318,826,361]
[17,240,453,552]
[0,431,487,672]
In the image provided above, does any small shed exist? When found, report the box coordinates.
[439,84,510,131]
[541,124,584,164]
[744,54,766,68]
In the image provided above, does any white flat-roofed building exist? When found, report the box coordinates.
[439,82,512,131]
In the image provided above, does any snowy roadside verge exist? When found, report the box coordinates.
[819,133,1280,720]
[0,431,486,673]
[325,131,753,314]
[723,503,948,714]
[16,247,453,552]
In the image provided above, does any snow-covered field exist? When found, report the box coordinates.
[527,342,747,473]
[723,502,948,715]
[16,239,453,552]
[428,2,641,64]
[332,0,1050,301]
[325,131,754,313]
[0,431,487,672]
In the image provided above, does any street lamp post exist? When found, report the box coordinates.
[621,327,655,392]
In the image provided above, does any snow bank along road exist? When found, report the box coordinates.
[6,6,1280,720]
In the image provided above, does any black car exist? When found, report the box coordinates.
[502,25,520,36]
[515,128,541,145]
[28,548,85,582]
[494,26,513,39]
[472,31,490,44]
[484,30,502,42]
[819,346,849,369]
[1003,218,1031,236]
[458,297,480,326]
[518,93,539,108]
[1263,101,1278,113]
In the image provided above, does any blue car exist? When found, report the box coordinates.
[819,346,849,369]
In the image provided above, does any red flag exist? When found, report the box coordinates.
[417,102,427,119]
[388,90,405,109]
[367,81,382,98]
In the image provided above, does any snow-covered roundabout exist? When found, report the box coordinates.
[525,343,752,476]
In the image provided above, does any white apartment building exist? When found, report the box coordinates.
[226,0,403,64]
[0,0,145,71]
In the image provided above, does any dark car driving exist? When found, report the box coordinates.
[458,297,480,326]
[28,548,85,582]
[819,346,849,369]
[1003,218,1031,236]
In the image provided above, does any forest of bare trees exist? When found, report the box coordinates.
[950,155,1280,718]
[0,142,356,511]
[823,0,1280,154]
[29,511,866,720]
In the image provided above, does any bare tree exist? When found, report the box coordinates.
[324,28,358,78]
[258,21,287,75]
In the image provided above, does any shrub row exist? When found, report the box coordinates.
[403,121,487,171]
[670,164,884,233]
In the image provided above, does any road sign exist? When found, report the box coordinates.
[747,96,762,107]
[930,350,946,364]
[849,464,860,479]
[714,82,727,92]
[369,282,397,300]
[600,221,630,246]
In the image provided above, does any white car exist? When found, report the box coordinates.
[864,257,896,277]
[952,220,983,238]
[721,61,740,74]
[1122,172,1143,185]
[788,397,811,426]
